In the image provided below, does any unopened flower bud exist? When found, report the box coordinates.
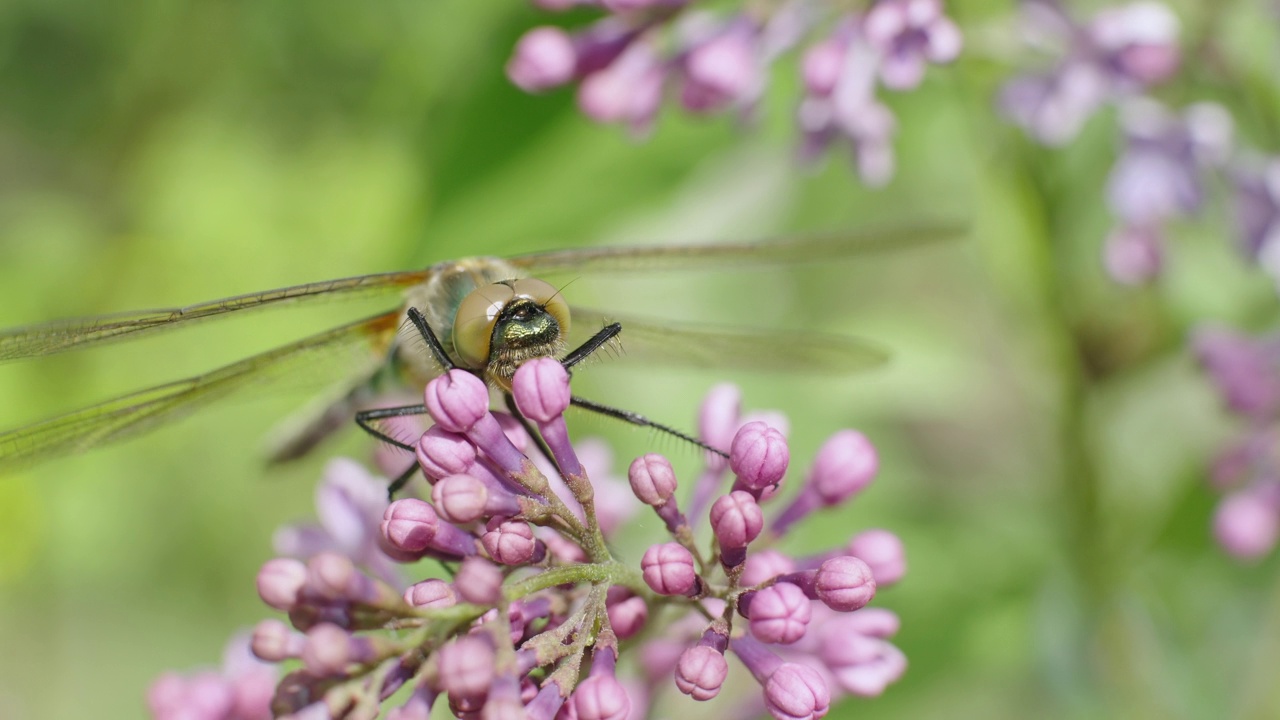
[628,453,678,506]
[731,421,789,493]
[744,582,811,644]
[481,518,541,565]
[815,555,877,612]
[508,26,578,92]
[675,644,728,701]
[848,529,906,586]
[256,557,306,611]
[403,579,457,609]
[455,556,504,605]
[641,542,698,596]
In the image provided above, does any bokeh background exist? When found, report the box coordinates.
[1,1,1278,718]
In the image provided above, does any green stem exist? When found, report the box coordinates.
[503,560,648,600]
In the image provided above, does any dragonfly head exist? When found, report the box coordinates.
[451,277,571,388]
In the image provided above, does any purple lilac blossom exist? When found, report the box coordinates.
[507,0,961,185]
[999,0,1182,146]
[1232,157,1280,284]
[1102,99,1232,285]
[1195,326,1280,559]
[151,376,907,718]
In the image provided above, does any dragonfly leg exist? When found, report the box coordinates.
[387,462,421,499]
[354,403,429,451]
[569,395,729,459]
[406,307,456,371]
[354,404,431,499]
[352,402,429,500]
[560,322,622,370]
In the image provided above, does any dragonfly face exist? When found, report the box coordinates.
[404,257,571,390]
[0,223,959,473]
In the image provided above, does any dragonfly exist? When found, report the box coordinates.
[0,222,957,483]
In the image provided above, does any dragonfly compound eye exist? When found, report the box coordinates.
[451,278,570,370]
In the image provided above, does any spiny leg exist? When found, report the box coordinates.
[354,403,428,499]
[561,322,621,370]
[558,321,728,458]
[356,306,454,499]
[570,395,729,460]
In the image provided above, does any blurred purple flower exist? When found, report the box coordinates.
[863,0,963,91]
[507,0,962,186]
[1194,326,1280,559]
[1231,157,1280,279]
[1100,99,1232,284]
[1107,99,1232,225]
[273,458,404,588]
[1193,325,1280,422]
[798,28,898,186]
[1000,1,1182,146]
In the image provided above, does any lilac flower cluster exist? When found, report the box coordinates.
[150,359,906,719]
[1194,326,1280,560]
[506,0,961,185]
[998,0,1182,148]
[996,0,1280,290]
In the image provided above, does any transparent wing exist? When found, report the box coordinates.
[569,308,888,375]
[0,311,403,472]
[0,270,432,362]
[508,221,964,276]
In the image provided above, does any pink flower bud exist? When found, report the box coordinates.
[745,582,811,644]
[641,542,698,596]
[710,490,764,551]
[764,662,830,720]
[810,430,877,505]
[148,672,234,720]
[848,529,906,585]
[1214,490,1280,559]
[456,556,504,605]
[416,426,477,480]
[731,421,789,493]
[381,499,440,552]
[513,357,582,478]
[481,518,540,565]
[513,357,572,423]
[572,653,630,720]
[438,636,496,702]
[814,556,877,612]
[403,579,457,609]
[305,552,370,602]
[424,370,490,434]
[802,40,845,97]
[508,27,578,92]
[628,453,678,506]
[577,41,664,131]
[675,645,728,701]
[433,473,490,524]
[382,499,477,558]
[250,619,302,662]
[606,588,648,640]
[741,549,796,587]
[301,623,352,677]
[680,24,760,113]
[256,557,306,611]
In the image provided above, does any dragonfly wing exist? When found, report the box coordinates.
[0,269,432,362]
[508,221,964,276]
[0,311,403,472]
[568,308,889,375]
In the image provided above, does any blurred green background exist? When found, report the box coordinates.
[1,1,1279,718]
